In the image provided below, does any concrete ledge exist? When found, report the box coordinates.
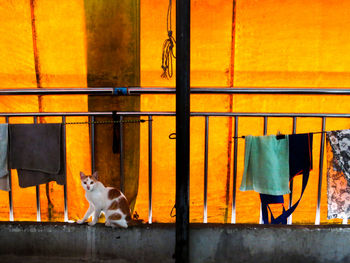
[1,222,350,262]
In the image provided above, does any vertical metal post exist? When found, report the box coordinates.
[203,116,209,223]
[287,117,297,225]
[33,116,41,222]
[119,115,124,193]
[259,116,268,224]
[263,116,268,135]
[6,117,14,221]
[315,117,326,225]
[175,0,191,261]
[231,116,238,224]
[91,116,95,173]
[62,116,68,222]
[148,116,153,224]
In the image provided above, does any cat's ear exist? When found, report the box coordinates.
[92,171,98,180]
[80,171,86,180]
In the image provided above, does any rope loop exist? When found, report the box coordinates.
[161,0,176,79]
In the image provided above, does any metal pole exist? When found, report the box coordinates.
[2,87,350,96]
[231,116,238,223]
[315,117,326,225]
[119,116,124,193]
[62,116,68,222]
[259,117,268,224]
[148,116,153,224]
[3,111,350,118]
[175,0,190,261]
[91,116,95,173]
[33,116,41,222]
[287,117,297,225]
[203,116,209,223]
[6,117,14,221]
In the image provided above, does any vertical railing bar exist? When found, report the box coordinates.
[120,115,124,193]
[231,116,238,224]
[33,116,41,222]
[315,117,326,225]
[148,116,153,224]
[90,116,95,173]
[287,117,297,225]
[203,116,209,223]
[6,117,14,221]
[259,116,268,224]
[62,116,68,222]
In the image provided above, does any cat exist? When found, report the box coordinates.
[77,171,132,228]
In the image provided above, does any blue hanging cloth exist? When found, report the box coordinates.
[260,133,313,224]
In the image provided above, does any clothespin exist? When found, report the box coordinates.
[276,131,286,140]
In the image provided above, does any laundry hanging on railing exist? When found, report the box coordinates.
[240,133,313,224]
[260,133,313,224]
[0,124,10,191]
[326,129,350,220]
[240,135,290,195]
[9,124,65,188]
[0,118,148,191]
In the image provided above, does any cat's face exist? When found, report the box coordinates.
[80,171,98,192]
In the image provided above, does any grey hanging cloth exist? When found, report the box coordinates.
[9,123,65,188]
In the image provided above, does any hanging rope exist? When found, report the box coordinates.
[161,0,176,79]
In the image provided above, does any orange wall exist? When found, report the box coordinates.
[1,0,350,224]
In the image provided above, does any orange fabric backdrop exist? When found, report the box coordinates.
[1,0,350,224]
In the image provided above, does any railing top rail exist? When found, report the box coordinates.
[1,111,350,118]
[1,87,350,95]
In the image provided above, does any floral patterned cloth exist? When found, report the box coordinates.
[327,130,350,219]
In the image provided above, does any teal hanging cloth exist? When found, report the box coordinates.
[240,135,290,196]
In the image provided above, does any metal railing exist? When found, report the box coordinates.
[1,110,350,225]
[1,87,350,95]
[1,87,350,224]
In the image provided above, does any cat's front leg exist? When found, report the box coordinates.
[77,204,94,224]
[88,209,101,226]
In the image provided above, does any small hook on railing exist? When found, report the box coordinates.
[170,204,176,217]
[169,132,176,139]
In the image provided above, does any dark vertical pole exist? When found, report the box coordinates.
[175,0,190,262]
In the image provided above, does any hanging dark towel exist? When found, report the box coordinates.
[9,124,65,188]
[289,133,313,179]
[261,133,313,224]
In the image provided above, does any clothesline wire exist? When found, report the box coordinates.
[64,119,150,125]
[232,130,328,139]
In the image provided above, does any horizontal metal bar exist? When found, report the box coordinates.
[129,87,350,95]
[3,111,350,118]
[0,88,115,95]
[1,87,350,95]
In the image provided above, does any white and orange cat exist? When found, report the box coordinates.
[77,171,132,228]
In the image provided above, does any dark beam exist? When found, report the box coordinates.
[175,0,191,262]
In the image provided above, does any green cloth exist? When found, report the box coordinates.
[240,135,290,195]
